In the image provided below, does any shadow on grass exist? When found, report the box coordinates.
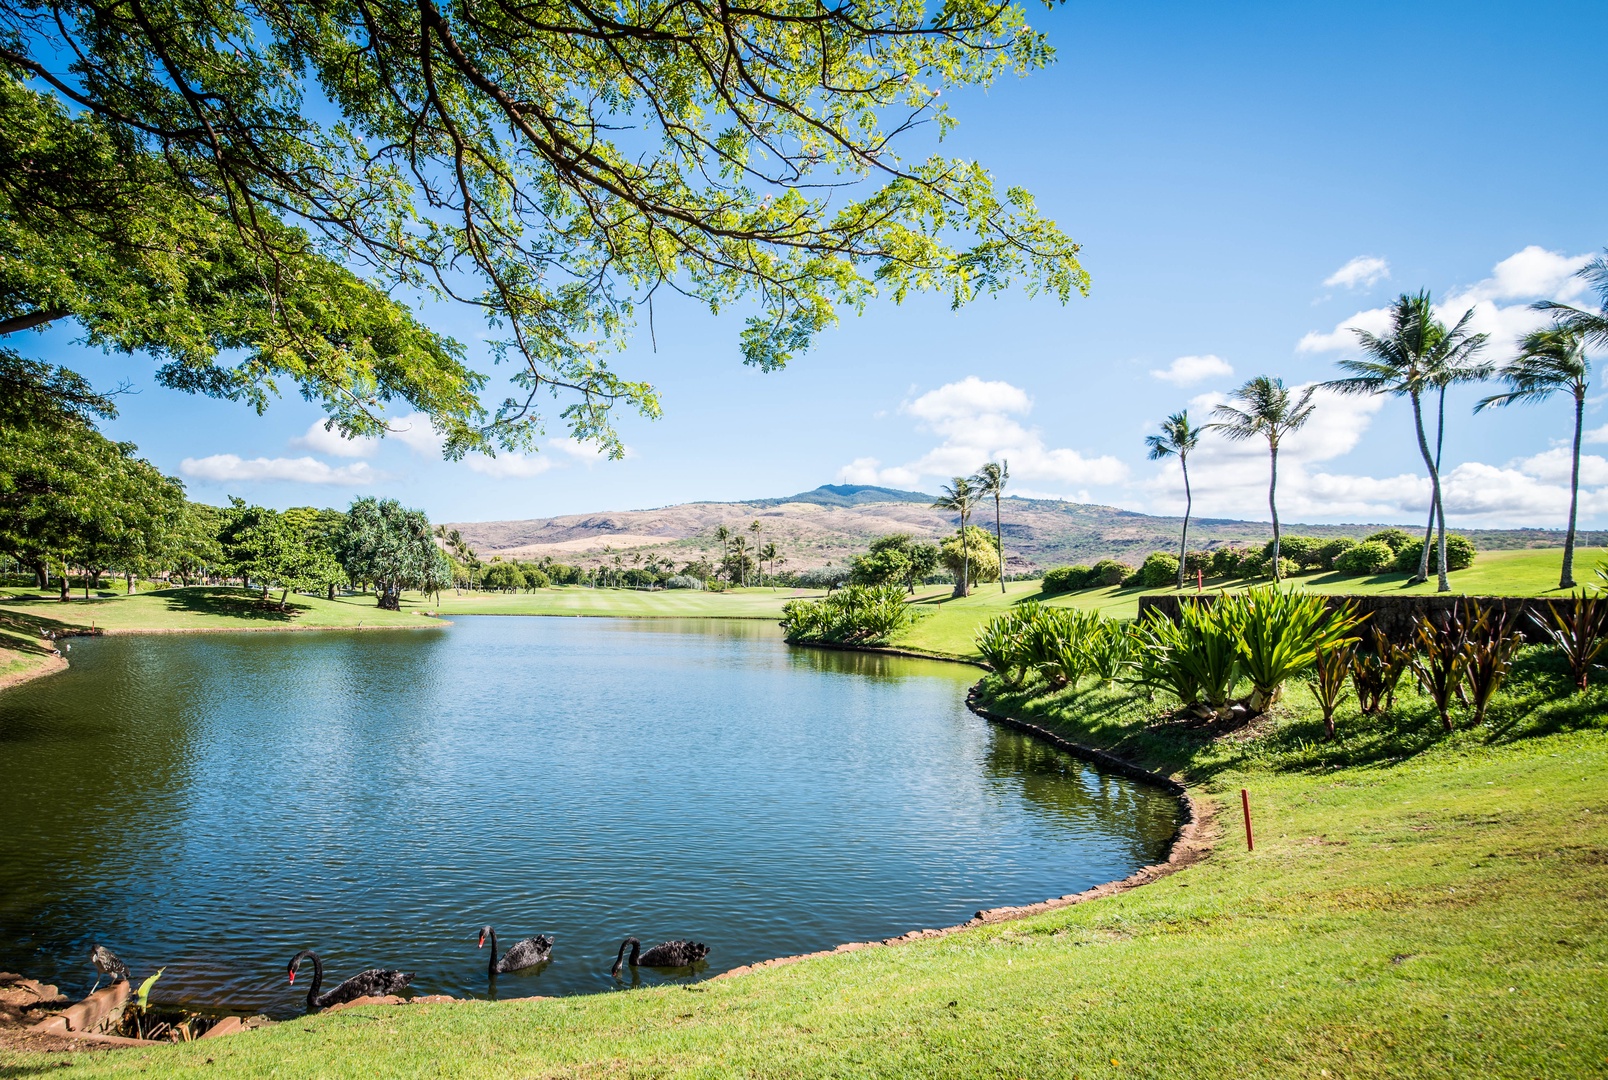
[156,586,306,623]
[977,645,1607,786]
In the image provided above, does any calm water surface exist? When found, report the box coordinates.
[0,616,1177,1016]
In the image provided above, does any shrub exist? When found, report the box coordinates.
[1128,603,1241,715]
[1335,540,1394,576]
[664,574,704,590]
[793,565,852,589]
[1140,551,1181,588]
[1040,565,1094,593]
[971,603,1123,690]
[1262,535,1324,569]
[1209,547,1252,577]
[1183,550,1213,576]
[1364,528,1414,553]
[1394,534,1476,573]
[1317,537,1357,569]
[1222,588,1364,712]
[523,568,551,589]
[1092,558,1132,587]
[780,584,913,645]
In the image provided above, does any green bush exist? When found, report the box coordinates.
[1183,550,1213,576]
[1092,558,1132,587]
[940,525,1001,590]
[1262,535,1325,569]
[1140,551,1181,588]
[1209,547,1254,577]
[780,584,913,645]
[1365,528,1414,553]
[1335,540,1394,576]
[972,603,1124,690]
[1395,534,1476,573]
[1040,565,1093,593]
[664,574,704,589]
[1317,537,1357,569]
[524,568,551,589]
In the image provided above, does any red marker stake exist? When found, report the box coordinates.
[1241,788,1254,851]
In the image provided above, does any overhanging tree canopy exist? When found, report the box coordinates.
[1,0,1085,455]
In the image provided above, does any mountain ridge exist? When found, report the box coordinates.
[443,486,1592,572]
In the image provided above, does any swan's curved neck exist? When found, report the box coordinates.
[485,928,498,977]
[612,937,640,976]
[294,951,323,1009]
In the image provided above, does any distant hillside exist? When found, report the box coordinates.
[445,486,1593,573]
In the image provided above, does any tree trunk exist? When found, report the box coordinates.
[126,572,135,595]
[278,587,290,610]
[954,515,970,599]
[377,583,400,610]
[1268,443,1281,581]
[1410,392,1442,586]
[1177,455,1192,590]
[1563,391,1583,589]
[327,582,337,601]
[32,561,46,590]
[994,494,1006,593]
[58,573,69,601]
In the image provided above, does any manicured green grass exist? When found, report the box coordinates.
[895,546,1601,659]
[7,645,1604,1077]
[427,584,822,620]
[0,586,430,640]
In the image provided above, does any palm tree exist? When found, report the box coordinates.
[1534,249,1608,349]
[1145,411,1203,590]
[1322,291,1488,591]
[713,525,731,583]
[1210,377,1317,582]
[748,519,763,588]
[759,541,779,587]
[932,476,977,598]
[974,460,1010,593]
[1476,325,1592,588]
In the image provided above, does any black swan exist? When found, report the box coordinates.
[477,926,554,976]
[287,950,413,1011]
[89,945,129,989]
[611,937,710,977]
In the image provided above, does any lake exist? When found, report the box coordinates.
[0,616,1179,1016]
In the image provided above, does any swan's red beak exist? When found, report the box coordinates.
[477,934,485,948]
[288,972,296,985]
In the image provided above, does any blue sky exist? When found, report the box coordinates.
[30,0,1608,528]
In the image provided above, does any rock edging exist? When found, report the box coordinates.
[787,638,989,668]
[714,683,1212,981]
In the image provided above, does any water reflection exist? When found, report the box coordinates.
[0,617,1177,1016]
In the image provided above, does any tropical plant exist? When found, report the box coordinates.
[1311,640,1356,740]
[974,460,1011,593]
[1126,601,1241,717]
[1476,325,1592,588]
[976,614,1027,687]
[932,477,979,597]
[1349,626,1411,716]
[1462,603,1521,728]
[1323,291,1490,591]
[1530,592,1608,692]
[1210,377,1317,581]
[780,584,913,645]
[939,525,1000,590]
[1222,588,1364,713]
[758,542,779,587]
[1410,611,1469,733]
[338,497,450,609]
[1084,618,1132,685]
[1145,410,1204,589]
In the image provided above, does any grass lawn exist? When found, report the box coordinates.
[426,584,822,620]
[895,546,1603,659]
[5,636,1603,1077]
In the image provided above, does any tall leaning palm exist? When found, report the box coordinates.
[1210,378,1316,582]
[1477,325,1592,588]
[974,460,1010,593]
[933,476,977,598]
[1145,411,1203,590]
[1323,291,1488,592]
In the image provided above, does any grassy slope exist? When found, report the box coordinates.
[895,546,1602,659]
[6,649,1604,1077]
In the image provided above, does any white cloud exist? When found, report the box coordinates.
[1299,245,1593,356]
[1585,424,1608,444]
[386,413,448,457]
[1150,354,1233,386]
[464,453,553,479]
[1324,256,1390,290]
[837,377,1128,491]
[290,419,378,458]
[179,454,381,486]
